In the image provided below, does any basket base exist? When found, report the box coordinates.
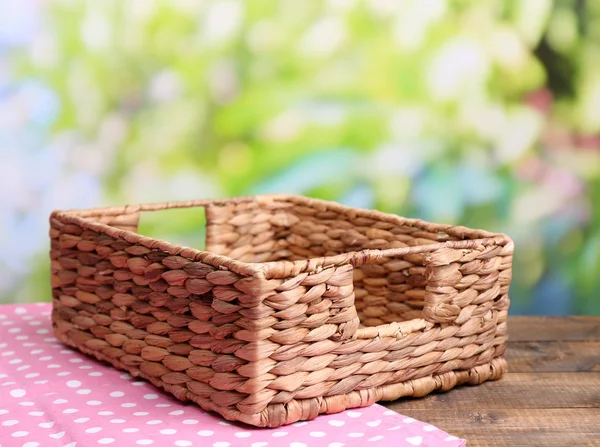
[54,326,505,427]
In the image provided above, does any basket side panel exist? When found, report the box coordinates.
[49,213,266,424]
[422,242,513,362]
[205,199,300,263]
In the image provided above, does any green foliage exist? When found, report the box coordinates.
[4,0,600,314]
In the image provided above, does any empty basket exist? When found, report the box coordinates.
[50,194,513,427]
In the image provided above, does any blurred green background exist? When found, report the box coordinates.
[1,0,599,314]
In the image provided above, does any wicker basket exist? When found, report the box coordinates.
[50,194,513,427]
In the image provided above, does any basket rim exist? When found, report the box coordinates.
[51,194,513,279]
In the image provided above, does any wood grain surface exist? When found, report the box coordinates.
[385,316,600,446]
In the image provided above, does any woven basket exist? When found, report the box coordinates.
[50,194,513,427]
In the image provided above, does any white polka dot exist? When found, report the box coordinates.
[9,358,23,364]
[98,438,115,444]
[29,411,44,416]
[0,373,6,378]
[25,373,39,378]
[132,381,145,386]
[290,443,307,447]
[134,412,149,416]
[423,425,438,432]
[74,418,90,423]
[155,403,170,408]
[2,420,19,426]
[22,442,40,447]
[169,410,184,416]
[328,443,345,447]
[8,327,21,333]
[213,443,230,447]
[53,399,68,404]
[79,365,92,370]
[403,417,416,423]
[146,420,162,425]
[160,429,177,435]
[10,389,25,398]
[63,408,79,414]
[175,442,192,447]
[39,356,53,361]
[251,443,268,447]
[122,403,136,408]
[47,364,61,369]
[18,401,34,406]
[29,321,41,326]
[57,371,71,376]
[143,394,158,400]
[11,431,29,437]
[36,329,49,334]
[123,428,140,433]
[120,373,132,379]
[67,380,82,388]
[34,380,49,384]
[235,432,251,438]
[367,420,381,427]
[383,410,396,416]
[89,372,103,377]
[110,419,126,424]
[0,409,8,415]
[347,411,362,418]
[349,433,364,437]
[369,435,385,441]
[86,427,102,434]
[69,358,83,363]
[182,419,198,424]
[110,391,124,397]
[98,411,114,416]
[197,431,214,436]
[1,321,12,325]
[310,432,326,437]
[76,389,92,395]
[30,349,44,355]
[39,422,54,428]
[444,436,459,441]
[50,431,66,439]
[136,441,153,445]
[272,432,288,437]
[1,350,15,356]
[17,365,31,371]
[64,443,77,447]
[15,307,27,314]
[60,350,73,354]
[87,400,102,406]
[292,421,307,426]
[406,436,423,445]
[329,420,345,427]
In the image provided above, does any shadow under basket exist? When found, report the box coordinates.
[50,194,513,427]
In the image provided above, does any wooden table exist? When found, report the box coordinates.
[384,317,600,446]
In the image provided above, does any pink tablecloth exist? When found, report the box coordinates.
[0,303,465,447]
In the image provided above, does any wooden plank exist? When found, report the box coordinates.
[506,341,600,373]
[397,408,600,447]
[384,372,600,411]
[508,316,600,342]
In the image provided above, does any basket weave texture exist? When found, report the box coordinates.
[50,195,513,427]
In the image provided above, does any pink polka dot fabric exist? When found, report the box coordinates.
[0,304,465,447]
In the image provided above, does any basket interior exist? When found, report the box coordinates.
[202,198,465,327]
